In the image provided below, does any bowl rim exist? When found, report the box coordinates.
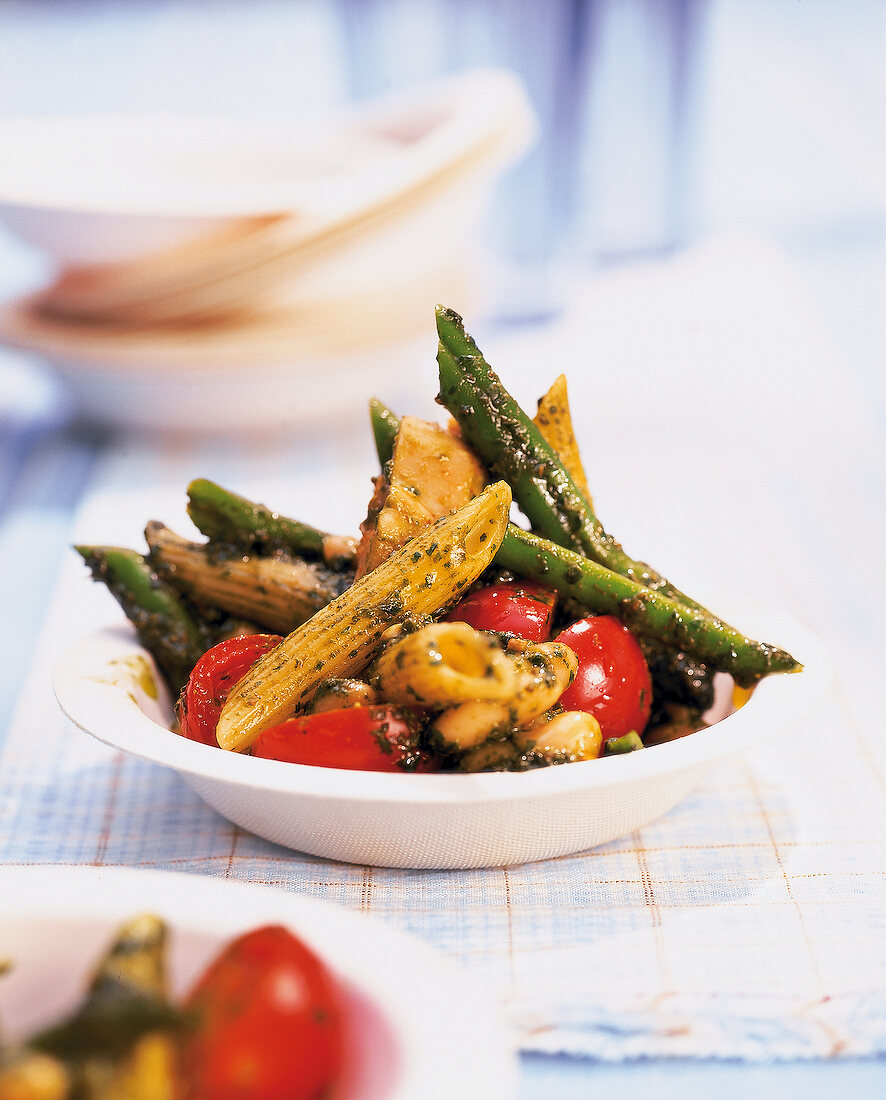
[0,865,517,1100]
[53,595,831,806]
[0,69,533,219]
[0,112,298,216]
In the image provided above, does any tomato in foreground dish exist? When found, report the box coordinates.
[445,581,557,642]
[555,615,653,739]
[252,706,438,772]
[180,924,345,1100]
[178,634,282,746]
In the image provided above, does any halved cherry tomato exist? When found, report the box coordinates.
[445,581,557,642]
[177,634,282,746]
[252,706,437,772]
[180,924,345,1100]
[555,615,653,739]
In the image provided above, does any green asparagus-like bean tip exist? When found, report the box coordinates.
[435,305,711,615]
[436,311,601,556]
[603,731,645,754]
[75,545,206,693]
[494,525,802,686]
[186,478,329,558]
[369,397,401,467]
[75,545,199,629]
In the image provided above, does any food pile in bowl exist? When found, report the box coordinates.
[77,307,801,776]
[0,915,345,1100]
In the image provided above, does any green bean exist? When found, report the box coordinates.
[187,478,354,568]
[369,397,401,467]
[75,546,206,693]
[603,732,645,754]
[495,525,801,686]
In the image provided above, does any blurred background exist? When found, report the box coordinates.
[0,9,884,1097]
[0,0,883,425]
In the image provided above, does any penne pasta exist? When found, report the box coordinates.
[216,482,513,752]
[370,622,516,706]
[428,641,577,751]
[145,522,345,634]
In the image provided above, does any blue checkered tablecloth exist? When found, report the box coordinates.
[2,242,885,1064]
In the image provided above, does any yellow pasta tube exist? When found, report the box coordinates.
[429,641,578,751]
[370,622,517,706]
[216,481,512,752]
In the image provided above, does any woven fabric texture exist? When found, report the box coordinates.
[1,242,883,1060]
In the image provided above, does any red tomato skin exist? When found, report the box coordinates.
[180,924,345,1100]
[252,706,438,773]
[445,581,557,642]
[555,616,653,739]
[177,634,282,746]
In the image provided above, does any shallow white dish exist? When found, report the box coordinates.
[0,115,280,265]
[0,316,436,433]
[0,865,516,1099]
[53,597,830,870]
[0,70,533,431]
[0,69,533,268]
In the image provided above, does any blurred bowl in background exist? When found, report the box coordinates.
[0,69,535,431]
[0,115,308,266]
[0,295,440,432]
[0,110,457,267]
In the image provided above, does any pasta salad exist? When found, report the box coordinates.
[77,307,801,773]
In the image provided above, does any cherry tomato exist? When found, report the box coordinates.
[445,581,557,642]
[555,616,652,739]
[180,924,345,1100]
[177,634,282,746]
[252,706,437,772]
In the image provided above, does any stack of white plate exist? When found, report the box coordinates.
[0,69,535,431]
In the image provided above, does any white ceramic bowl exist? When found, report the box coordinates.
[0,111,486,267]
[0,316,437,433]
[0,115,283,265]
[53,597,830,870]
[0,71,534,431]
[0,70,534,268]
[0,865,516,1099]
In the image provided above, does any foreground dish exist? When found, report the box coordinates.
[0,867,516,1097]
[1,915,345,1099]
[76,307,802,784]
